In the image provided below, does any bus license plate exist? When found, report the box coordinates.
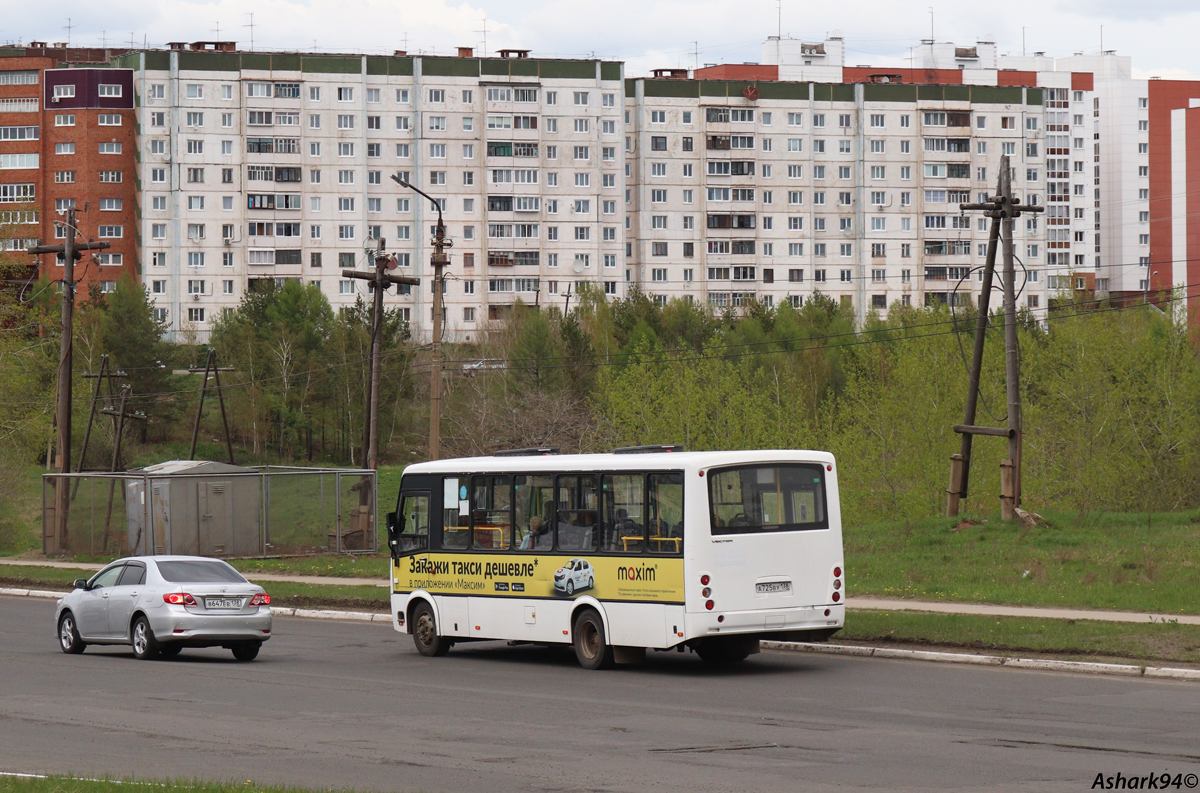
[205,597,242,609]
[756,581,791,594]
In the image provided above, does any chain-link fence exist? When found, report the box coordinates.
[42,465,377,558]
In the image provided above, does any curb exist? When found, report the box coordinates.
[271,607,392,623]
[761,640,1200,681]
[6,587,1198,681]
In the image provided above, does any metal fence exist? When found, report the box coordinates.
[42,466,377,558]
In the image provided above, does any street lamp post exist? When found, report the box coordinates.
[392,174,451,461]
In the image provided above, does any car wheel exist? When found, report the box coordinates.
[58,612,86,654]
[572,609,614,670]
[159,644,182,659]
[231,642,260,662]
[411,601,452,657]
[130,615,160,660]
[566,580,575,595]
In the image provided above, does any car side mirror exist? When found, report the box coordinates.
[72,578,89,590]
[385,512,399,557]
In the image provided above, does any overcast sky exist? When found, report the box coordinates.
[8,0,1200,80]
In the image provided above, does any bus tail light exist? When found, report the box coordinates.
[163,593,196,606]
[833,579,841,590]
[702,587,711,598]
[832,592,841,603]
[705,600,714,611]
[700,574,710,586]
[834,566,842,578]
[248,593,271,606]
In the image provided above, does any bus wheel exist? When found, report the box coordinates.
[695,637,758,664]
[412,602,452,657]
[572,609,614,670]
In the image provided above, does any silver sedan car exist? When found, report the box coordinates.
[54,556,272,661]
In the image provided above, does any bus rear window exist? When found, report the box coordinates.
[709,464,828,535]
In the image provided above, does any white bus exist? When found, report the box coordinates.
[386,446,845,669]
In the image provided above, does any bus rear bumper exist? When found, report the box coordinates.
[685,604,844,641]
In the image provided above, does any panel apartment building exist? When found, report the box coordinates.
[625,39,1098,320]
[645,36,1200,320]
[0,44,137,295]
[112,43,625,341]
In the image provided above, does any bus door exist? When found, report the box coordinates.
[387,491,430,557]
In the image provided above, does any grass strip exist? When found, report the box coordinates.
[0,775,367,792]
[846,509,1200,616]
[0,572,389,613]
[841,610,1200,667]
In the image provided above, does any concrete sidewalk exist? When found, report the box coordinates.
[2,557,1198,624]
[0,558,388,588]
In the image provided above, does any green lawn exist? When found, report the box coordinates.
[9,456,1200,616]
[0,776,374,793]
[841,609,1200,667]
[230,554,389,579]
[845,510,1200,615]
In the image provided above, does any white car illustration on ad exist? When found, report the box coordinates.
[553,558,594,596]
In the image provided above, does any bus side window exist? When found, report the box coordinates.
[601,474,644,553]
[515,475,554,551]
[472,475,512,550]
[556,474,597,552]
[441,477,468,550]
[647,473,684,555]
[398,493,430,553]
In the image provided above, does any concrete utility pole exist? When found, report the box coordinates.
[341,235,420,470]
[946,155,1042,519]
[391,174,451,462]
[28,208,109,552]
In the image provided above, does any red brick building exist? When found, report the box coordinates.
[0,44,135,298]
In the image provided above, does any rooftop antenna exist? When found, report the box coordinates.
[1100,24,1103,54]
[1022,27,1025,57]
[100,31,107,48]
[929,7,934,42]
[244,12,256,51]
[776,0,781,39]
[476,16,488,55]
[128,32,135,49]
[692,41,698,71]
[64,17,73,47]
[214,20,221,41]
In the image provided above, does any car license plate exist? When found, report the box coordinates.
[205,597,242,609]
[756,581,791,594]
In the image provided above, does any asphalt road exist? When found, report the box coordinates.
[2,596,1199,792]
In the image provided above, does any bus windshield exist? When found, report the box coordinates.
[709,464,828,535]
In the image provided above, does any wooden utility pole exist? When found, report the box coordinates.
[390,173,451,462]
[946,155,1042,519]
[999,163,1025,515]
[341,234,420,470]
[188,349,236,464]
[27,208,109,552]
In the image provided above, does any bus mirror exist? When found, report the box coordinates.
[386,511,399,552]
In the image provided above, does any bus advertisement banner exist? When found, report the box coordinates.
[393,553,685,604]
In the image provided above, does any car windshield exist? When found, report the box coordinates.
[156,560,247,583]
